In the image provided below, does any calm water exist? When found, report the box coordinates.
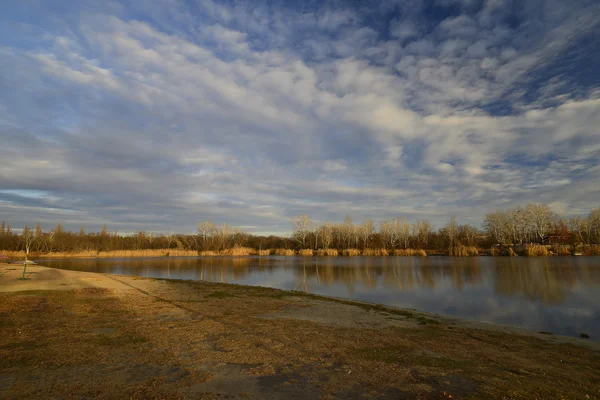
[38,256,600,339]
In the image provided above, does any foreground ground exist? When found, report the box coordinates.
[1,264,599,399]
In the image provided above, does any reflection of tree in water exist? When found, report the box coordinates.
[52,257,598,304]
[493,258,577,304]
[289,257,484,293]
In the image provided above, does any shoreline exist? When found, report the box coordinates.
[1,263,599,398]
[4,248,598,260]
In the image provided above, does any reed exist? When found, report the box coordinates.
[199,250,219,256]
[525,244,549,256]
[507,247,518,257]
[219,246,257,256]
[362,248,389,256]
[551,245,571,256]
[489,247,500,256]
[342,248,361,256]
[257,249,272,256]
[316,248,339,256]
[393,249,427,257]
[580,244,600,256]
[298,249,314,256]
[274,248,295,256]
[449,246,479,257]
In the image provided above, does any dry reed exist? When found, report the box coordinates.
[362,248,389,256]
[449,246,479,257]
[393,249,427,257]
[525,244,550,256]
[199,250,219,256]
[550,245,571,256]
[274,248,295,256]
[219,246,257,256]
[298,249,314,256]
[257,249,272,256]
[316,248,339,256]
[342,248,361,256]
[580,245,600,256]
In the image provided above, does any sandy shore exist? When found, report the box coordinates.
[1,263,599,399]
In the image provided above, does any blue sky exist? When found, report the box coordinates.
[1,0,599,234]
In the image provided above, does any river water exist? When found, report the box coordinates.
[37,256,600,339]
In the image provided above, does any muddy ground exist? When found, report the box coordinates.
[1,263,599,399]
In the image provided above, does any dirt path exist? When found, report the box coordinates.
[1,263,599,399]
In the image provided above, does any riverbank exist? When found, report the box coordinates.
[1,263,599,399]
[4,244,600,260]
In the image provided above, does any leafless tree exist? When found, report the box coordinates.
[444,215,459,248]
[360,219,374,249]
[524,203,554,244]
[413,220,431,249]
[379,218,400,249]
[20,226,40,279]
[197,221,215,248]
[458,224,478,246]
[291,215,312,249]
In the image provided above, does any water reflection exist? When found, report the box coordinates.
[38,256,600,338]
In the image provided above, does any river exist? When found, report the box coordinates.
[37,256,600,339]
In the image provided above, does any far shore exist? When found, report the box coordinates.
[3,245,598,260]
[1,262,599,399]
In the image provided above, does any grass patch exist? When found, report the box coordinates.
[206,291,235,299]
[409,354,465,369]
[352,346,405,363]
[86,333,149,346]
[0,340,44,350]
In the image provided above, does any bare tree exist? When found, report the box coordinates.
[413,220,431,249]
[379,218,401,249]
[291,215,312,249]
[360,219,374,249]
[570,216,591,244]
[524,203,554,244]
[484,212,510,244]
[20,226,40,279]
[318,223,333,249]
[197,221,215,249]
[589,208,600,243]
[444,216,459,248]
[458,224,478,246]
[398,218,411,249]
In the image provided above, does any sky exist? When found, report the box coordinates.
[0,0,599,235]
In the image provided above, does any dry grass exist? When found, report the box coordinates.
[199,250,219,256]
[219,246,257,256]
[525,244,550,257]
[362,248,389,256]
[449,246,479,257]
[393,249,427,257]
[489,247,500,256]
[3,250,98,259]
[1,270,599,399]
[507,247,518,257]
[298,249,314,256]
[342,248,361,256]
[3,249,204,258]
[580,244,600,256]
[551,245,571,256]
[316,248,339,256]
[274,248,295,256]
[257,249,272,256]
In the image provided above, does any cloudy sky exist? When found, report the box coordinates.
[1,0,599,234]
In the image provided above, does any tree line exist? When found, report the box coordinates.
[1,203,599,255]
